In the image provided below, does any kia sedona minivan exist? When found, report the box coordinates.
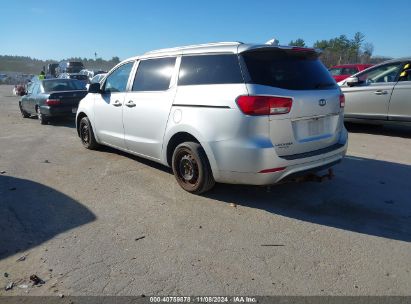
[76,42,348,194]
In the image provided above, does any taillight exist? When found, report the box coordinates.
[46,99,61,106]
[236,95,292,116]
[339,94,345,108]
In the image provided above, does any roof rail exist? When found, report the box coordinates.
[145,41,243,55]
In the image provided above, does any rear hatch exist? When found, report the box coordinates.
[240,47,344,157]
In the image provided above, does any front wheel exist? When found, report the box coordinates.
[37,107,48,125]
[172,142,215,194]
[79,117,99,150]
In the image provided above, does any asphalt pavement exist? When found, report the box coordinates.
[0,85,410,296]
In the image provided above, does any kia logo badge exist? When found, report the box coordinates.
[319,99,327,106]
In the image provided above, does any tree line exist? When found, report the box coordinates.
[289,32,391,67]
[0,55,121,74]
[0,33,393,74]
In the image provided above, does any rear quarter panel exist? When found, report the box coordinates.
[162,83,250,176]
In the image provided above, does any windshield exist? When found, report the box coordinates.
[242,49,337,90]
[66,66,83,73]
[91,74,105,83]
[43,79,86,92]
[329,67,358,76]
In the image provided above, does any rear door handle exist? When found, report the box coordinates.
[112,100,122,107]
[374,90,388,95]
[126,101,136,108]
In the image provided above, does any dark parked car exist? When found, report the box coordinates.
[19,79,87,125]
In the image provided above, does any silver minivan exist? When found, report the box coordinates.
[76,42,348,193]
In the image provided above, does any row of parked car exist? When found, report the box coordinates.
[45,61,106,87]
[57,71,106,88]
[17,41,410,194]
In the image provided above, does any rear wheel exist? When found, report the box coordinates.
[19,103,30,118]
[79,117,99,150]
[172,142,215,194]
[37,106,48,125]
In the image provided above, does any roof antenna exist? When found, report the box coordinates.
[265,38,279,46]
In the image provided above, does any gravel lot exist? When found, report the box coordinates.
[0,84,410,296]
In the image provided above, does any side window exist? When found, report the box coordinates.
[132,57,176,92]
[178,54,243,85]
[358,63,403,84]
[104,62,133,93]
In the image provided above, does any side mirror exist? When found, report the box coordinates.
[88,82,102,93]
[346,76,359,87]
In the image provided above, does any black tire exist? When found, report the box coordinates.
[19,102,30,118]
[37,106,48,125]
[171,142,215,194]
[79,117,99,150]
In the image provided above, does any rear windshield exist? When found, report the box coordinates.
[241,50,337,90]
[43,80,85,92]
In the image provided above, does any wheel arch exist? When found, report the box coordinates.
[166,132,199,167]
[76,112,88,136]
[163,127,220,180]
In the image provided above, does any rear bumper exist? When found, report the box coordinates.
[216,152,345,185]
[40,105,77,117]
[210,128,348,185]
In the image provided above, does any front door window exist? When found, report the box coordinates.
[357,63,403,84]
[104,63,133,93]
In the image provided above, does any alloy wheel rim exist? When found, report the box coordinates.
[81,123,89,144]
